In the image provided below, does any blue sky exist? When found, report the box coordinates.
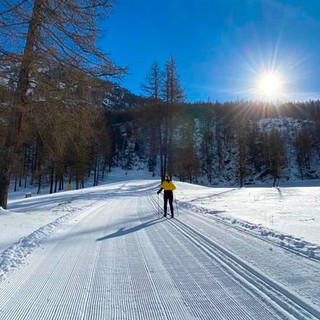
[101,0,320,103]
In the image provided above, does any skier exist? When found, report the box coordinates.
[157,175,176,218]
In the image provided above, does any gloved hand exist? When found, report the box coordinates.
[157,191,160,194]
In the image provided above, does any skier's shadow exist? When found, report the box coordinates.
[96,218,161,241]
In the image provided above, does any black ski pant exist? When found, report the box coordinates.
[163,190,174,216]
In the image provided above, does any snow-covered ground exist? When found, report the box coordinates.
[177,181,320,259]
[0,169,319,319]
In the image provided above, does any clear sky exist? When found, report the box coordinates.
[101,0,320,103]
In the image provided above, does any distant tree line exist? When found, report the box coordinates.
[2,52,320,205]
[2,60,320,205]
[121,99,320,187]
[2,49,320,208]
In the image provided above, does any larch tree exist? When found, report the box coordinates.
[141,61,164,176]
[141,61,162,101]
[161,56,185,178]
[0,0,125,209]
[141,57,185,179]
[161,56,185,105]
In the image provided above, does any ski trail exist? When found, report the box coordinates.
[0,201,111,320]
[143,217,284,319]
[0,182,310,319]
[176,205,320,312]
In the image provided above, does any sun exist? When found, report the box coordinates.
[257,73,282,98]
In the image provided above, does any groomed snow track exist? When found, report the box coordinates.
[167,216,320,319]
[0,181,319,319]
[149,194,320,320]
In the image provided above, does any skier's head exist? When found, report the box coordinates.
[165,175,171,182]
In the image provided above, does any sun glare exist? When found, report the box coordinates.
[257,73,282,98]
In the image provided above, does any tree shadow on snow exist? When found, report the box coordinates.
[96,218,162,241]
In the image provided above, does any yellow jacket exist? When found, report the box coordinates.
[161,180,176,191]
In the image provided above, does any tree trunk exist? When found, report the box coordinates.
[0,0,42,209]
[49,165,54,194]
[93,157,99,186]
[54,173,59,193]
[14,176,18,192]
[59,174,64,191]
[37,174,42,194]
[0,107,22,208]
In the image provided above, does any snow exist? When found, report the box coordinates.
[177,182,320,258]
[0,169,320,318]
